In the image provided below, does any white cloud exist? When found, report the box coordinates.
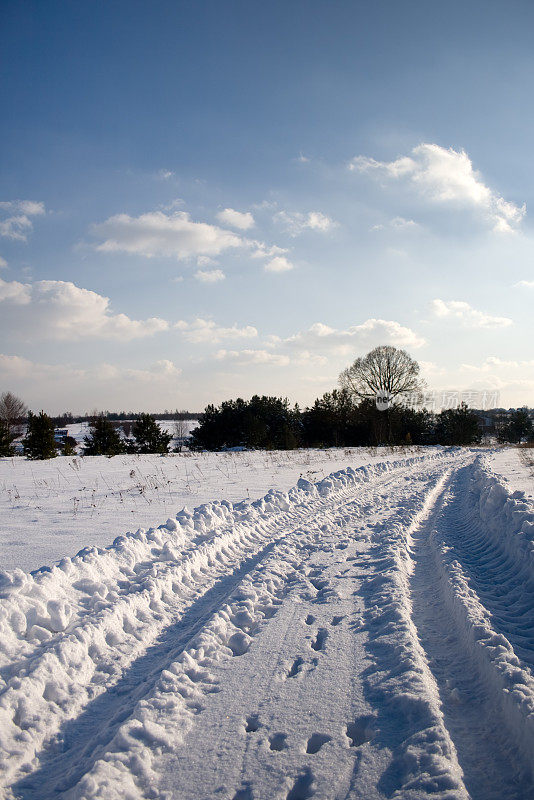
[514,279,534,289]
[0,277,31,304]
[0,354,183,412]
[0,277,169,341]
[459,357,534,404]
[0,256,7,268]
[157,169,175,180]
[461,356,534,373]
[215,349,291,366]
[93,210,244,260]
[175,318,258,344]
[350,143,525,233]
[250,242,289,259]
[0,200,46,241]
[211,318,424,372]
[196,255,218,267]
[194,269,226,283]
[431,299,513,329]
[216,208,255,230]
[390,216,418,230]
[264,256,294,273]
[372,217,419,232]
[0,354,182,382]
[274,210,337,236]
[283,319,426,355]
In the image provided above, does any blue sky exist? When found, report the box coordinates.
[1,0,533,413]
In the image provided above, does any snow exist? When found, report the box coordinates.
[487,446,534,502]
[0,446,426,574]
[0,447,533,799]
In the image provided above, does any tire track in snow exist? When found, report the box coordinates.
[408,465,534,799]
[4,453,448,792]
[1,459,468,797]
[11,540,284,800]
[429,467,534,672]
[153,461,474,800]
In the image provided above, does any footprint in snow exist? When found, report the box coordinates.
[233,785,253,800]
[245,715,260,733]
[311,629,328,652]
[287,656,305,678]
[286,768,314,800]
[306,733,331,754]
[269,732,288,751]
[346,716,375,747]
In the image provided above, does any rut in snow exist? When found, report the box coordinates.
[408,464,534,800]
[12,541,283,800]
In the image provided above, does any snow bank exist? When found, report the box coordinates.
[427,457,534,770]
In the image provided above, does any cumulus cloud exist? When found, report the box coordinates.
[274,210,337,236]
[215,349,291,366]
[264,256,294,273]
[431,299,513,329]
[350,143,525,233]
[175,318,258,344]
[461,355,534,373]
[0,200,45,241]
[93,210,244,260]
[514,279,534,289]
[194,269,226,283]
[282,319,426,355]
[216,208,255,230]
[459,357,534,404]
[250,242,289,259]
[0,354,183,411]
[0,277,169,340]
[371,217,419,232]
[210,318,423,371]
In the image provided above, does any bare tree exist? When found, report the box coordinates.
[0,391,27,439]
[174,418,189,452]
[339,346,423,403]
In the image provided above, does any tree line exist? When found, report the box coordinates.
[1,346,533,459]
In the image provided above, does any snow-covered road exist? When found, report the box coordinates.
[1,449,533,800]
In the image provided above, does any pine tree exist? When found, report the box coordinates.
[133,414,172,454]
[0,419,15,456]
[61,435,78,456]
[83,415,126,456]
[23,411,58,460]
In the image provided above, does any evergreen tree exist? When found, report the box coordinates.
[23,411,58,460]
[190,396,301,451]
[498,408,533,444]
[132,414,172,454]
[84,415,126,456]
[434,403,481,446]
[0,419,15,456]
[61,435,78,456]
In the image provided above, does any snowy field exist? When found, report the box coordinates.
[0,446,533,799]
[1,446,421,574]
